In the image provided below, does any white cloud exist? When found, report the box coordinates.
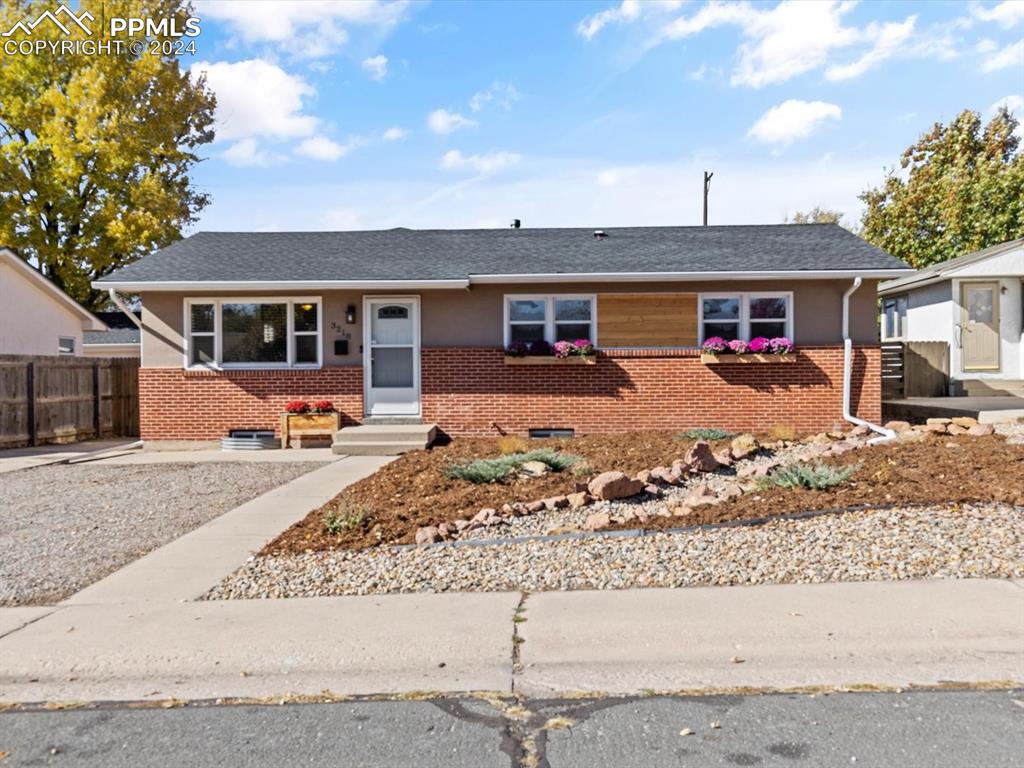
[748,100,842,145]
[597,168,625,187]
[382,126,410,140]
[191,59,318,141]
[361,54,388,81]
[971,1,1024,28]
[826,16,917,80]
[976,37,999,53]
[584,0,952,87]
[577,0,683,40]
[990,93,1024,116]
[688,63,707,80]
[222,138,284,167]
[981,37,1024,70]
[469,81,522,112]
[427,108,477,135]
[295,136,356,161]
[196,0,408,57]
[440,149,521,175]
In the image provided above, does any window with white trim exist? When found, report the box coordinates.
[881,295,907,340]
[185,298,321,369]
[504,295,595,346]
[58,336,75,355]
[699,293,793,343]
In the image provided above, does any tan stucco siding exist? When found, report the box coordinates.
[139,279,880,367]
[0,261,87,356]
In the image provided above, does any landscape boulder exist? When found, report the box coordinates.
[684,441,720,473]
[519,460,549,478]
[542,495,569,510]
[566,491,592,509]
[587,471,645,500]
[415,526,442,546]
[583,512,611,531]
[713,448,733,467]
[952,416,978,429]
[729,433,760,460]
[884,420,911,433]
[967,423,994,436]
[525,500,546,514]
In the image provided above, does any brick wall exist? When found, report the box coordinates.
[138,367,362,441]
[421,346,881,436]
[139,345,880,440]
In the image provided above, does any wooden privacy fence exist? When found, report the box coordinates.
[0,355,139,448]
[881,341,949,399]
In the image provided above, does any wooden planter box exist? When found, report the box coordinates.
[280,411,340,448]
[700,352,797,365]
[504,355,597,366]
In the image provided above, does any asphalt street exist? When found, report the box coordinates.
[0,689,1021,767]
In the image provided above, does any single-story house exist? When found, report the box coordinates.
[82,310,142,358]
[0,247,107,357]
[878,239,1023,394]
[92,224,913,443]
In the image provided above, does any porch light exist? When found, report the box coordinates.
[346,304,356,324]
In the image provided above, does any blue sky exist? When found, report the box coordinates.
[183,0,1023,232]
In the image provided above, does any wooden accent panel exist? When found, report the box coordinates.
[597,293,698,348]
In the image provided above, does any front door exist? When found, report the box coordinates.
[364,297,420,416]
[961,282,1000,371]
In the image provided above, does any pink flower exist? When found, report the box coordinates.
[747,337,770,353]
[552,340,574,358]
[727,339,748,354]
[572,339,594,356]
[769,337,794,354]
[702,336,728,354]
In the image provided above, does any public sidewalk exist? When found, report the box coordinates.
[1,580,1020,703]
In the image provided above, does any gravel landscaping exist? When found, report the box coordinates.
[0,462,319,606]
[207,503,1023,598]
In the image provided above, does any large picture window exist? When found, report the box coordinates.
[185,298,321,369]
[504,295,595,346]
[699,293,793,343]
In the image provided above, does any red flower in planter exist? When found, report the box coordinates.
[285,400,310,414]
[312,400,335,413]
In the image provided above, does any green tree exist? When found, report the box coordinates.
[0,0,215,309]
[860,108,1024,269]
[786,206,843,224]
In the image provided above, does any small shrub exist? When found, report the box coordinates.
[444,449,581,484]
[766,462,859,491]
[497,435,529,455]
[678,427,736,441]
[570,461,593,478]
[769,424,797,442]
[324,500,370,534]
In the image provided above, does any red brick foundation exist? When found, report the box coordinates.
[139,345,880,440]
[420,346,881,436]
[139,367,362,441]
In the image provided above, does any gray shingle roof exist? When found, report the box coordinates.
[83,327,140,345]
[95,224,910,285]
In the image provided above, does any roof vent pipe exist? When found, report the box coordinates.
[841,277,894,445]
[511,219,521,229]
[593,230,607,239]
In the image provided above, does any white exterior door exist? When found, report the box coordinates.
[960,282,1000,372]
[364,297,420,416]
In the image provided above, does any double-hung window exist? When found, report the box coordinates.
[699,293,793,343]
[504,295,595,346]
[185,298,321,369]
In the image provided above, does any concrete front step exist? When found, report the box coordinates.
[332,424,437,456]
[963,379,1024,397]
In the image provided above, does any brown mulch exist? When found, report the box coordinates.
[607,433,1024,533]
[262,431,1024,556]
[262,431,732,554]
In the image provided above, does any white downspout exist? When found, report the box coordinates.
[107,288,142,328]
[842,277,895,445]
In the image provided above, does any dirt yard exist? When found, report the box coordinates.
[263,431,1024,555]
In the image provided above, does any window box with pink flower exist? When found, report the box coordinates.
[503,339,598,365]
[699,336,797,364]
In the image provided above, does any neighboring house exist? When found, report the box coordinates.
[0,247,107,357]
[82,311,142,358]
[92,224,913,443]
[878,239,1024,394]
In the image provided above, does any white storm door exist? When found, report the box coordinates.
[364,298,420,415]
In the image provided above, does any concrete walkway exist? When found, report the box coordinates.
[0,579,1020,703]
[0,439,139,473]
[62,455,393,605]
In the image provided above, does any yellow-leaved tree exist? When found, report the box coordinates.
[0,0,215,309]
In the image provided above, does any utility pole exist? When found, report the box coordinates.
[703,170,713,226]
